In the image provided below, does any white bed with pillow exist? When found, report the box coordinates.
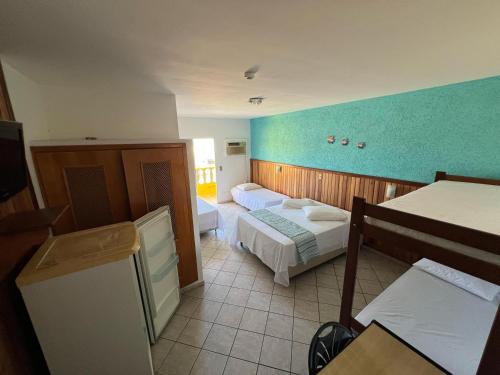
[356,259,499,375]
[232,200,351,285]
[230,183,290,211]
[197,197,220,233]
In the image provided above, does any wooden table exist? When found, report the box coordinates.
[319,321,449,374]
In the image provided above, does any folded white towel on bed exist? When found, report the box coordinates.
[236,183,262,191]
[282,198,318,209]
[414,258,500,302]
[302,206,348,221]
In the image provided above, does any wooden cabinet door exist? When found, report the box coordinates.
[32,149,131,234]
[121,146,197,287]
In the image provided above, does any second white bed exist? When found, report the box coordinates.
[356,266,498,375]
[230,186,290,211]
[232,203,350,285]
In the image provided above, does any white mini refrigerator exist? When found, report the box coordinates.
[134,206,181,343]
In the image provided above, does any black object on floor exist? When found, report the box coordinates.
[308,321,357,374]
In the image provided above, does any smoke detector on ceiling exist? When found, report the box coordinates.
[249,96,265,105]
[244,65,260,80]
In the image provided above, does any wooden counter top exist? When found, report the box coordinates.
[319,321,448,375]
[16,222,140,287]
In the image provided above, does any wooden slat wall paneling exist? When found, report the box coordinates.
[251,159,425,211]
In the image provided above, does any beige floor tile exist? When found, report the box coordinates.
[318,303,340,323]
[364,293,378,304]
[257,365,289,375]
[356,267,378,281]
[272,283,295,298]
[224,357,258,375]
[206,259,225,270]
[214,271,237,287]
[233,274,256,290]
[191,300,223,322]
[292,318,319,344]
[269,294,294,316]
[315,263,334,275]
[161,314,189,341]
[151,338,174,371]
[294,270,317,286]
[259,336,292,372]
[294,284,318,302]
[247,291,272,311]
[203,324,237,355]
[213,249,230,260]
[252,278,274,294]
[230,330,264,363]
[359,279,383,295]
[239,262,259,276]
[239,308,268,334]
[293,299,319,321]
[159,342,199,375]
[215,304,245,328]
[352,293,367,309]
[190,350,227,375]
[177,318,212,347]
[203,269,219,283]
[201,247,217,257]
[225,287,251,306]
[176,296,201,317]
[291,341,309,375]
[222,260,242,273]
[265,313,293,340]
[316,273,338,289]
[205,284,231,302]
[184,283,211,298]
[317,287,341,305]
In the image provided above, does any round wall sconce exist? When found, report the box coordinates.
[327,135,335,144]
[357,142,366,149]
[341,138,349,145]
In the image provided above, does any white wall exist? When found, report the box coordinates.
[40,85,179,140]
[2,61,51,205]
[178,117,251,202]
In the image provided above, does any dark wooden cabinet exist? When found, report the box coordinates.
[31,143,198,287]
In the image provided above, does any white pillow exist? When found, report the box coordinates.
[302,206,348,221]
[236,183,262,191]
[282,198,318,209]
[413,258,500,302]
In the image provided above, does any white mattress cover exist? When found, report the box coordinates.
[197,197,219,232]
[232,203,350,285]
[230,187,289,211]
[371,181,500,265]
[356,267,499,375]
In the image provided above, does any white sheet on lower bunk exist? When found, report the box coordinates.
[356,267,498,375]
[370,180,500,265]
[232,203,350,285]
[230,187,289,211]
[197,197,219,232]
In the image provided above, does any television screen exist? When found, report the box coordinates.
[0,120,28,202]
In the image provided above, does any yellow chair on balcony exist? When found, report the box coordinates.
[196,165,217,203]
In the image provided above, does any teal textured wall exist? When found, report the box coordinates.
[251,76,500,183]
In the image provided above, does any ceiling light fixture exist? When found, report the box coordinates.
[249,96,265,105]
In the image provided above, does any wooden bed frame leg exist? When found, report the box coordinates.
[339,196,365,328]
[476,307,500,375]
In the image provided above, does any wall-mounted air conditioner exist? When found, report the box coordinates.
[225,139,247,156]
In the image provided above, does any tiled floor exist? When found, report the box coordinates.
[152,202,409,375]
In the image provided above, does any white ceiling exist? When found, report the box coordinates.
[1,0,499,118]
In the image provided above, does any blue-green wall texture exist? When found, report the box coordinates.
[251,76,500,183]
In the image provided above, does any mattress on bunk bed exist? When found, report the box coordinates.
[230,186,289,211]
[356,266,498,375]
[232,202,350,285]
[197,197,219,233]
[370,180,500,265]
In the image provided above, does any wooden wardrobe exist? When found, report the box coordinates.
[31,143,198,287]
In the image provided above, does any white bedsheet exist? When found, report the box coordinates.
[197,197,219,233]
[232,203,350,285]
[230,187,289,211]
[356,267,499,375]
[371,180,500,265]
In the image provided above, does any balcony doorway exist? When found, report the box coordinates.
[193,138,217,203]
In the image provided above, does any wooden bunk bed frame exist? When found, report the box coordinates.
[339,172,500,374]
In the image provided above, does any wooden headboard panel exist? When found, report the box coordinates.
[435,171,500,186]
[251,159,426,211]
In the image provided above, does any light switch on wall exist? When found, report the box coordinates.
[385,183,396,199]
